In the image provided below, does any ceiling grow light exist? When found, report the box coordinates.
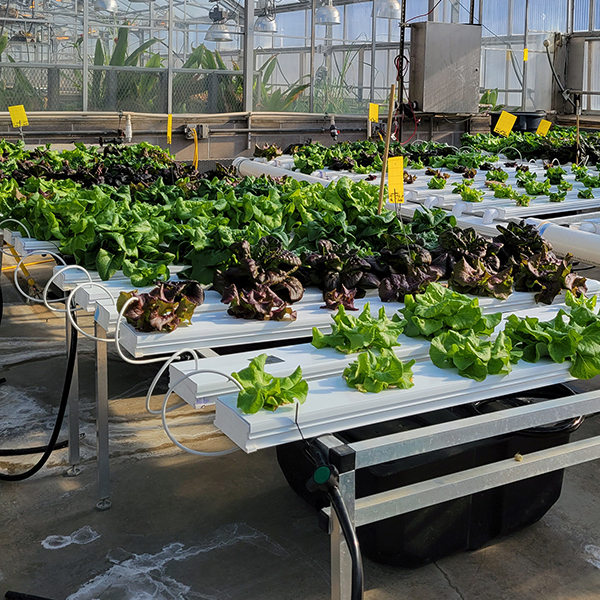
[205,3,233,42]
[373,0,402,19]
[315,0,340,25]
[94,0,118,13]
[255,0,277,33]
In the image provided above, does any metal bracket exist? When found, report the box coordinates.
[185,124,209,139]
[184,124,198,139]
[96,499,112,511]
[64,465,82,477]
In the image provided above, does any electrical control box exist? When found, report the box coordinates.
[409,22,482,114]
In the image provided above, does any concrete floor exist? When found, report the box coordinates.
[2,264,600,600]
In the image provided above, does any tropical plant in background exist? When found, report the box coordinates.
[310,44,369,115]
[0,34,47,111]
[479,88,505,112]
[89,26,164,112]
[253,54,310,112]
[172,43,244,113]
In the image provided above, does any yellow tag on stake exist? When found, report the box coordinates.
[8,105,28,128]
[494,110,517,137]
[536,119,551,137]
[388,156,404,204]
[167,114,173,145]
[368,103,379,123]
[523,48,529,62]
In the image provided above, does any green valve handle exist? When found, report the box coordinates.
[307,464,339,493]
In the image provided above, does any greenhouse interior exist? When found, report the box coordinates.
[3,1,600,599]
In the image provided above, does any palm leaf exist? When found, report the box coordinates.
[260,55,278,85]
[91,39,105,109]
[138,53,163,101]
[125,38,163,67]
[109,27,129,66]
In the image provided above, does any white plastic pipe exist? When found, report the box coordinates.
[533,220,600,266]
[452,201,467,217]
[232,157,332,186]
[579,222,599,234]
[423,196,440,209]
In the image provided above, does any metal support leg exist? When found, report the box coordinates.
[65,311,81,477]
[331,470,356,600]
[95,322,111,511]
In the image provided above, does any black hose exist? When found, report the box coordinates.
[0,436,77,456]
[0,320,78,481]
[5,591,56,600]
[544,43,576,110]
[328,485,364,600]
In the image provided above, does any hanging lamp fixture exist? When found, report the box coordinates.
[205,3,233,42]
[255,0,277,33]
[315,0,340,25]
[373,0,402,19]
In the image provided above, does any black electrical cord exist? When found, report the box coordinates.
[0,320,78,481]
[328,485,364,600]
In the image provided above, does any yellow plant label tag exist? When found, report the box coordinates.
[167,114,173,145]
[506,49,512,61]
[368,103,379,122]
[494,110,517,137]
[536,119,551,137]
[8,105,28,128]
[388,156,404,204]
[523,48,529,61]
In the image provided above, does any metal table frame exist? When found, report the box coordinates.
[314,389,600,600]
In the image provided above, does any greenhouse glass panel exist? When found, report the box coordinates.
[481,1,508,36]
[528,0,567,33]
[405,0,428,22]
[512,0,526,35]
[276,11,307,47]
[574,0,591,31]
[346,2,372,42]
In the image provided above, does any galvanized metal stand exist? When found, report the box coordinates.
[317,389,600,600]
[95,322,111,511]
[65,312,81,477]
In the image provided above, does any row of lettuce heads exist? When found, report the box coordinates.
[285,126,600,175]
[0,140,588,330]
[231,286,600,413]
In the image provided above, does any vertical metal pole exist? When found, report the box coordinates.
[309,0,316,112]
[243,0,255,112]
[397,0,406,106]
[566,0,573,34]
[450,0,459,22]
[428,0,438,20]
[66,313,81,476]
[331,471,356,600]
[478,0,483,25]
[370,0,376,102]
[469,0,475,24]
[95,322,111,510]
[521,0,529,111]
[505,0,513,107]
[82,0,89,111]
[150,2,155,52]
[167,0,174,114]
